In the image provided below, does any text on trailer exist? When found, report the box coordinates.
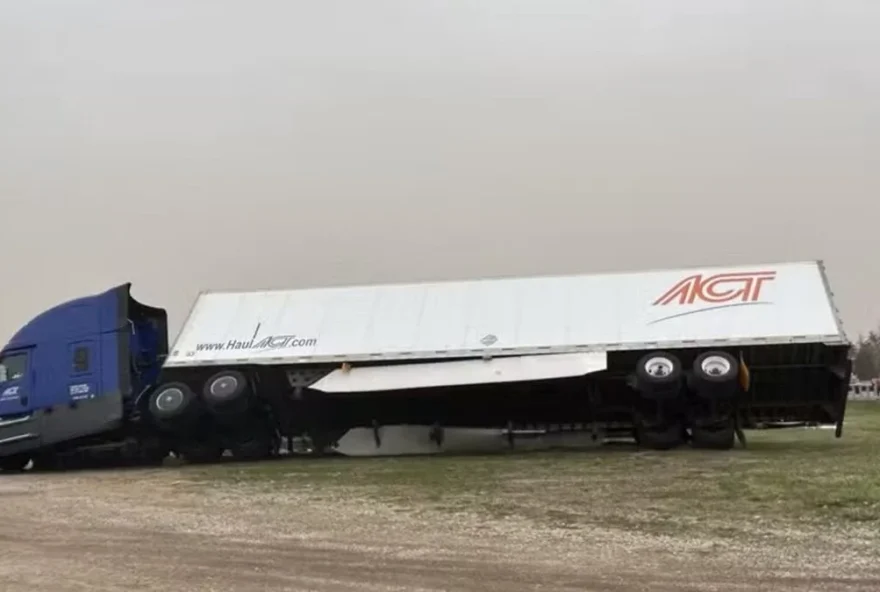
[193,334,318,354]
[653,271,776,306]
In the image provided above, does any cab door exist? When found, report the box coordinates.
[67,340,97,403]
[39,339,105,446]
[0,350,32,417]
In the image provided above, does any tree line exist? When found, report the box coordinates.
[853,331,880,380]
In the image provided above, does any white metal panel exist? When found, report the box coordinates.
[309,352,607,393]
[164,260,848,367]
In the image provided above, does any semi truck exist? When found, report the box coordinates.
[0,259,853,471]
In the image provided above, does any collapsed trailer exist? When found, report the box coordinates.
[0,260,853,470]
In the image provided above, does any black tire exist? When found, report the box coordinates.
[633,415,684,451]
[202,370,250,414]
[690,351,740,399]
[634,351,683,399]
[691,419,736,450]
[0,454,30,473]
[148,382,199,423]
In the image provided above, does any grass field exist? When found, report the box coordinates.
[4,402,879,591]
[190,400,880,541]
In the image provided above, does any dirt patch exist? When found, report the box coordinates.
[0,467,876,591]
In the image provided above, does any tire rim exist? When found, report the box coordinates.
[155,387,184,412]
[700,355,732,377]
[209,375,239,399]
[644,356,674,377]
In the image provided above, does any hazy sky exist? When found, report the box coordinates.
[2,1,879,343]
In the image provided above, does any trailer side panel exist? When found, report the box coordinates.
[165,260,846,367]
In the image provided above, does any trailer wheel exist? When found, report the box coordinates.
[691,419,736,450]
[633,411,683,450]
[634,351,683,399]
[690,351,739,399]
[634,421,683,450]
[202,370,250,414]
[148,382,198,423]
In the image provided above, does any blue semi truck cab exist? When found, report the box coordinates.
[0,284,169,471]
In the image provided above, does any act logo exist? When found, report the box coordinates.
[653,270,776,306]
[649,270,776,323]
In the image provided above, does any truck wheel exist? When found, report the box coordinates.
[634,351,683,399]
[633,411,684,450]
[690,351,739,399]
[148,382,198,423]
[202,370,250,414]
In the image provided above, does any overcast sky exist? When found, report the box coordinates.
[2,1,879,343]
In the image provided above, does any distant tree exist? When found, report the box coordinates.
[853,333,880,380]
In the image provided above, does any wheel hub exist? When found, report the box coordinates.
[701,355,732,377]
[210,376,239,399]
[644,357,674,377]
[155,388,183,411]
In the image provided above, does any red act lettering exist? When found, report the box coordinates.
[653,271,776,306]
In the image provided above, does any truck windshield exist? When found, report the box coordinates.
[0,352,26,383]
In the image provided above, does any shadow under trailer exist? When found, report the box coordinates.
[0,260,853,471]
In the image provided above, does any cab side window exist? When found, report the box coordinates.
[72,346,90,373]
[0,353,27,383]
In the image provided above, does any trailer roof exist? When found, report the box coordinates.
[163,259,848,367]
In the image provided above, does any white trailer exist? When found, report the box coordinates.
[166,260,845,368]
[138,259,852,460]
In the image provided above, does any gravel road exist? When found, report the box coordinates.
[0,466,877,592]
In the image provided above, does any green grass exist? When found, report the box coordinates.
[188,401,880,537]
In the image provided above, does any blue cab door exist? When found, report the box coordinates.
[38,339,105,446]
[0,349,33,417]
[67,340,98,403]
